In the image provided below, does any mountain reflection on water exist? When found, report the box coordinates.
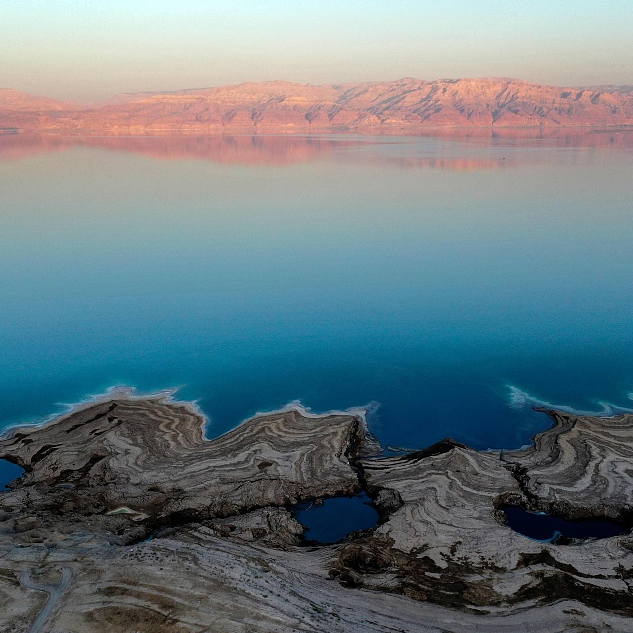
[2,128,633,169]
[1,131,633,453]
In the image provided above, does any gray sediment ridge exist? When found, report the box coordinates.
[1,397,632,632]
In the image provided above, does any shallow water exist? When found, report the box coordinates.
[1,132,632,450]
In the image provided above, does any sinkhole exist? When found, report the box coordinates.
[292,492,380,544]
[502,505,629,544]
[0,459,25,491]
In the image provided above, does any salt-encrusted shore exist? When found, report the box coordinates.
[1,397,632,632]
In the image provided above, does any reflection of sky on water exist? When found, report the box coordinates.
[0,135,632,450]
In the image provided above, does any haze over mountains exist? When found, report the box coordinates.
[2,78,633,134]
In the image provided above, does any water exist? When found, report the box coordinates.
[1,132,633,451]
[0,459,25,490]
[292,493,379,543]
[502,505,628,543]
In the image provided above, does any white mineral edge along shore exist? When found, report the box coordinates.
[0,384,374,443]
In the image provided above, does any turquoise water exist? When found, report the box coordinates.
[1,133,632,450]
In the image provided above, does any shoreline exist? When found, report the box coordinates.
[3,381,633,453]
[0,385,199,441]
[1,394,633,629]
[4,124,633,138]
[0,385,378,457]
[7,123,633,132]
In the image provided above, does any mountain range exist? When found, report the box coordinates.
[2,78,633,134]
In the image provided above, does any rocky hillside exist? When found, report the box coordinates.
[0,88,77,112]
[2,78,633,134]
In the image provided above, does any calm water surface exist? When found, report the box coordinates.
[293,493,380,543]
[502,505,628,543]
[1,132,632,450]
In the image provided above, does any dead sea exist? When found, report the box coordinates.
[2,131,633,630]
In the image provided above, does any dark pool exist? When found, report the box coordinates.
[292,492,379,544]
[0,459,24,491]
[502,505,628,543]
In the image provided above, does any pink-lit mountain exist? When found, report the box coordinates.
[2,78,633,134]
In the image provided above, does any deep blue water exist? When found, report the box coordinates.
[1,132,632,451]
[0,459,24,490]
[292,493,380,543]
[503,505,628,542]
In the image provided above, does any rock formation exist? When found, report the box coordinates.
[2,78,633,134]
[1,396,633,632]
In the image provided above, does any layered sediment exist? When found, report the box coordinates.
[1,396,632,632]
[2,78,633,134]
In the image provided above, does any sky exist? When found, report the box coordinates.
[1,0,632,101]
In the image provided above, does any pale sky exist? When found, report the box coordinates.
[1,0,632,101]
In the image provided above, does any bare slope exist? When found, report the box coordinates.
[2,78,633,133]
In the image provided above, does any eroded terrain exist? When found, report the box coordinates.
[1,396,632,632]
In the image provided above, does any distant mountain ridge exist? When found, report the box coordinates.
[2,78,633,134]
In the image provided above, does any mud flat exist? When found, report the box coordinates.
[1,397,632,632]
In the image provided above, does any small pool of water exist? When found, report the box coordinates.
[0,459,24,490]
[292,492,379,544]
[502,505,628,543]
